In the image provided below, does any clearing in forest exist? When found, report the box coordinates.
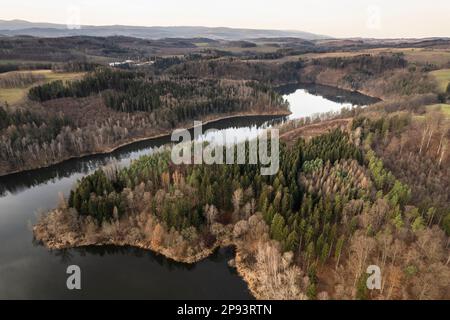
[0,70,84,105]
[430,68,450,92]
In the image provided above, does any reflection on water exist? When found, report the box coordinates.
[277,83,380,106]
[199,83,378,146]
[0,116,278,196]
[0,84,376,299]
[49,245,237,272]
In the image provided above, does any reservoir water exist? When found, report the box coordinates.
[0,84,378,299]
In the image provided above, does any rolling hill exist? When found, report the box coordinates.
[0,19,329,40]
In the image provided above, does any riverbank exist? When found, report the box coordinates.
[305,79,384,101]
[0,109,290,178]
[33,207,308,300]
[288,80,384,102]
[33,233,265,299]
[28,85,383,300]
[32,208,262,297]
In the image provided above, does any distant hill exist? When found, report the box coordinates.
[0,19,330,40]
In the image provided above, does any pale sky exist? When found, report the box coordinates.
[1,0,450,38]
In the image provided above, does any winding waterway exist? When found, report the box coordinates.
[0,84,378,299]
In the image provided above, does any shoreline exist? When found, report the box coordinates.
[278,80,384,102]
[0,110,290,178]
[34,231,261,299]
[0,81,383,178]
[26,83,384,299]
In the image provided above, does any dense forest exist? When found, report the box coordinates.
[0,68,288,175]
[0,36,198,62]
[355,112,450,222]
[2,34,449,300]
[169,58,306,85]
[168,53,439,99]
[1,51,441,178]
[35,119,450,299]
[29,69,285,116]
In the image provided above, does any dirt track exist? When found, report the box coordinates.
[280,118,352,146]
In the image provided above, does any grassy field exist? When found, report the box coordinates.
[0,70,84,105]
[193,42,211,47]
[430,69,450,92]
[34,70,84,82]
[412,104,450,122]
[199,41,280,54]
[435,103,450,117]
[393,48,450,67]
[426,104,450,117]
[0,89,27,105]
[256,47,450,66]
[0,59,53,65]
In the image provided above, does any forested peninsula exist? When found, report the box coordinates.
[1,35,448,299]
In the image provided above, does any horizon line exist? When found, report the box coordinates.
[1,18,450,40]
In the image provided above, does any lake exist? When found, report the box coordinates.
[0,84,377,299]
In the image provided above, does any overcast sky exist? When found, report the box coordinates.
[1,0,449,38]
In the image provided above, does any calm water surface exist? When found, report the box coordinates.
[0,84,377,299]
